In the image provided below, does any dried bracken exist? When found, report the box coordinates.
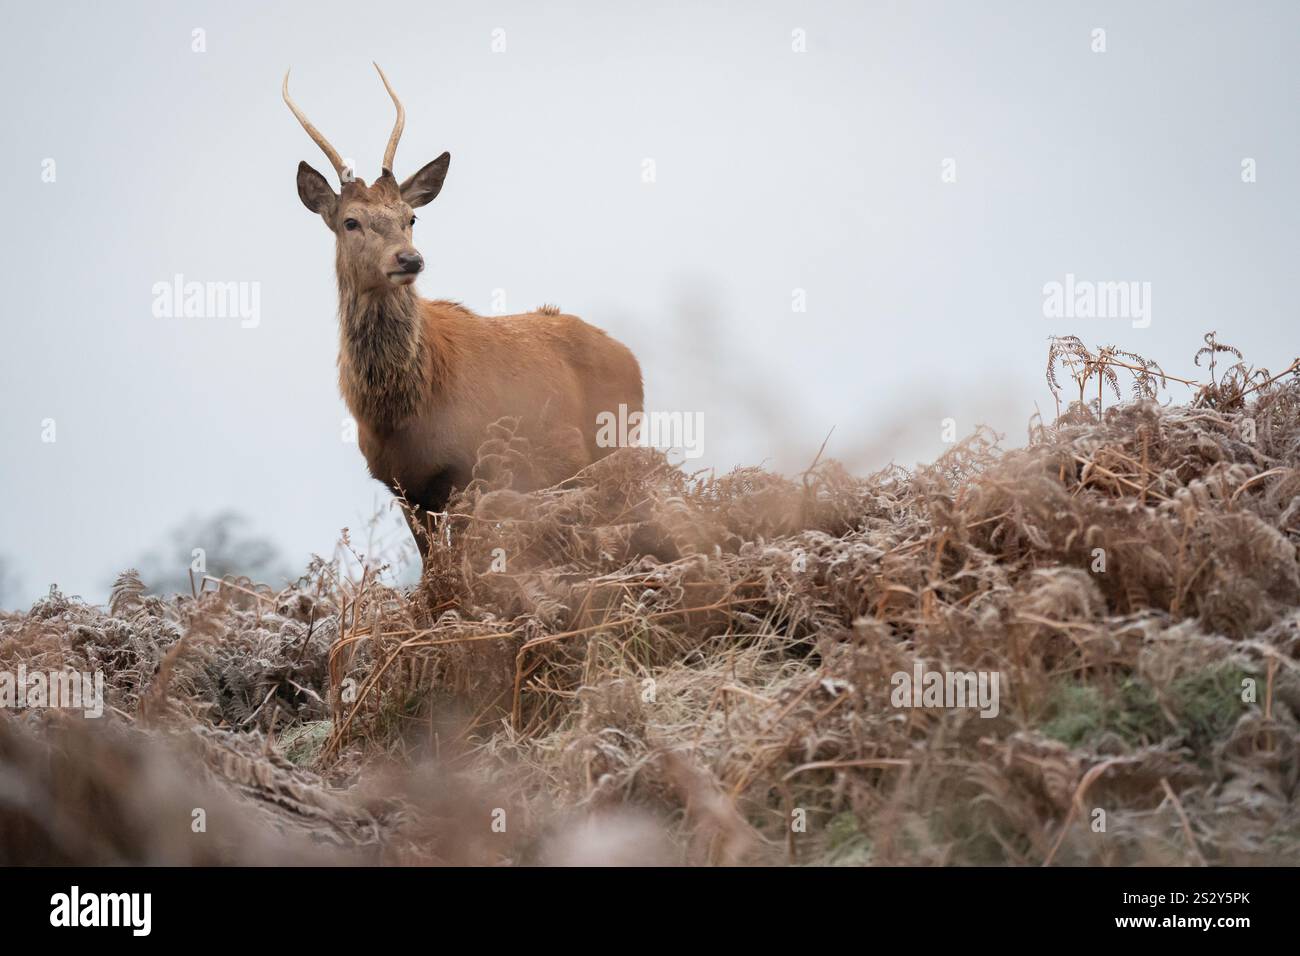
[2,337,1298,865]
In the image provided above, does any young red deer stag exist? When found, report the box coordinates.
[284,64,644,560]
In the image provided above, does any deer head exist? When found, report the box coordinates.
[284,63,450,293]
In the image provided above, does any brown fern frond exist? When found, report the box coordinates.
[109,569,146,618]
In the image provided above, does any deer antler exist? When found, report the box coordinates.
[373,62,405,175]
[282,69,349,182]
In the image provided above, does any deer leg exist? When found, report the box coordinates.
[401,469,465,563]
[401,504,433,564]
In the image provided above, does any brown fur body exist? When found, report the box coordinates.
[339,287,644,525]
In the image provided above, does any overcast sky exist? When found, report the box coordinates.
[1,0,1296,607]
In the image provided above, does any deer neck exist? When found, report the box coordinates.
[337,285,428,432]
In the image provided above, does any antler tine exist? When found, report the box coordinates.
[373,62,405,175]
[282,69,349,182]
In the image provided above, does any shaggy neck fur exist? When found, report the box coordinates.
[337,281,428,432]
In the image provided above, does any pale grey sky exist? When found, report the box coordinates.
[1,0,1296,606]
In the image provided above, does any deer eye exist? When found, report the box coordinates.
[409,216,417,227]
[343,218,360,231]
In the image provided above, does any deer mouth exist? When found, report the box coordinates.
[386,272,419,286]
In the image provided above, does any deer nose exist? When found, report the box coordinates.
[396,252,424,274]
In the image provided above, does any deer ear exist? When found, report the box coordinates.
[296,161,337,221]
[400,152,450,208]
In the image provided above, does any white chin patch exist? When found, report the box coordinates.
[388,273,418,286]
